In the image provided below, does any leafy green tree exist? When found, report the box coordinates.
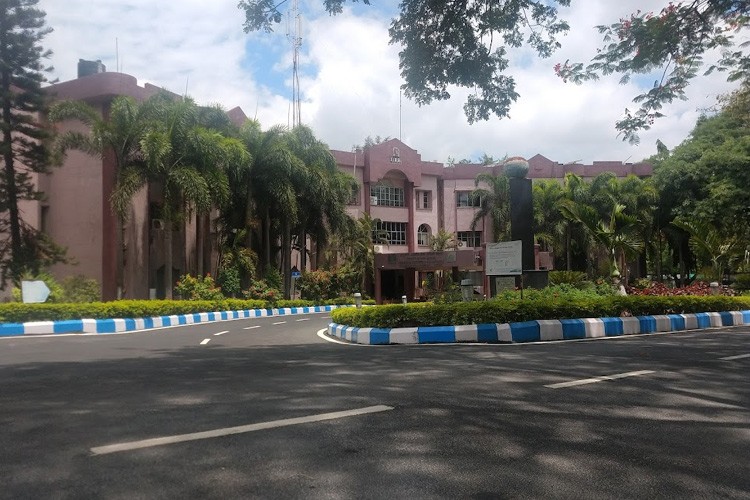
[672,218,739,281]
[50,96,152,297]
[240,1,749,137]
[469,172,510,243]
[0,0,65,286]
[532,180,565,253]
[429,228,456,251]
[113,95,241,299]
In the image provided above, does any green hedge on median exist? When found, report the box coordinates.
[0,297,375,323]
[330,295,750,328]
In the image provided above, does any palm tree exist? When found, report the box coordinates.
[49,96,151,298]
[672,218,739,282]
[112,95,238,298]
[429,228,457,251]
[560,173,591,271]
[238,123,305,298]
[561,199,643,282]
[532,180,565,254]
[469,172,510,243]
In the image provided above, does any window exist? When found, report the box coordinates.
[373,221,407,245]
[416,190,431,210]
[417,224,431,247]
[457,191,480,207]
[371,184,405,207]
[457,231,482,248]
[348,184,360,205]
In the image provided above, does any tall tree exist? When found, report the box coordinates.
[0,0,65,286]
[469,172,510,243]
[49,96,151,297]
[240,1,749,137]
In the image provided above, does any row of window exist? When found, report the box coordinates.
[349,187,480,208]
[372,221,482,248]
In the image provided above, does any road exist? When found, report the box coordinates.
[1,313,749,499]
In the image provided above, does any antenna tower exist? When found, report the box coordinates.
[287,0,302,129]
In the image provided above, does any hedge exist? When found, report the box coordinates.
[330,295,750,328]
[0,297,375,323]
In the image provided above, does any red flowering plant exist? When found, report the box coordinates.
[626,281,735,297]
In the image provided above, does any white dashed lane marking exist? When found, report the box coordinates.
[243,326,260,330]
[720,353,750,361]
[90,405,394,455]
[272,321,286,325]
[200,339,211,345]
[213,331,228,336]
[545,370,655,389]
[296,318,310,322]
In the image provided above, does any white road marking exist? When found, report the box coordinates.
[272,321,286,325]
[545,370,655,389]
[91,405,394,456]
[200,339,211,345]
[243,326,261,330]
[317,328,359,345]
[296,318,310,322]
[720,353,750,361]
[213,331,228,336]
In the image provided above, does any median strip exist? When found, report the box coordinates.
[545,370,655,389]
[90,405,394,455]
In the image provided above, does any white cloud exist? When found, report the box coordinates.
[40,0,741,164]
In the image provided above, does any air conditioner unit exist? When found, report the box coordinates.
[370,196,378,205]
[151,219,165,230]
[373,245,383,253]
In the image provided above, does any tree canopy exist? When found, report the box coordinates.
[239,0,750,141]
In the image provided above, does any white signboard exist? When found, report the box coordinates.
[486,241,522,275]
[21,280,51,303]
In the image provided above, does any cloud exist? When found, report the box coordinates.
[40,0,741,164]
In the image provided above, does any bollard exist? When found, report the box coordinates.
[710,282,720,295]
[461,279,473,302]
[354,292,362,308]
[402,295,407,304]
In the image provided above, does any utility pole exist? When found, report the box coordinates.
[287,0,302,129]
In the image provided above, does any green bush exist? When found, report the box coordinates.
[61,275,100,303]
[330,295,750,328]
[548,270,587,287]
[733,274,750,292]
[174,274,224,301]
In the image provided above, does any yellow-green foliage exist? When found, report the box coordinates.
[330,296,750,328]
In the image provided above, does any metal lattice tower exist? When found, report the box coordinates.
[287,0,302,129]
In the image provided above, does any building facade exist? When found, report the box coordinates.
[5,67,652,301]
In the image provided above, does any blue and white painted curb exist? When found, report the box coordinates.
[0,305,347,337]
[327,310,750,345]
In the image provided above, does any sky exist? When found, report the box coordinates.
[40,0,742,165]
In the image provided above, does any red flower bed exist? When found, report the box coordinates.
[626,281,735,297]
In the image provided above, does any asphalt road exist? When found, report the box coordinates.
[1,313,749,499]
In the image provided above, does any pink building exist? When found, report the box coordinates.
[6,65,651,301]
[331,140,652,301]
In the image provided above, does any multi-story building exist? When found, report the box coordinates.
[3,65,652,301]
[332,140,652,302]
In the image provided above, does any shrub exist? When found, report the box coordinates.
[548,271,587,287]
[174,274,224,301]
[296,270,334,302]
[733,274,750,292]
[243,279,281,302]
[626,281,734,296]
[61,275,100,303]
[330,294,750,328]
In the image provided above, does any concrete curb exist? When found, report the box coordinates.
[327,310,750,345]
[0,305,348,337]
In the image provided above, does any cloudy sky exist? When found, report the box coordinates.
[40,0,740,165]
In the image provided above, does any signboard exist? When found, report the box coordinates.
[21,280,51,303]
[486,241,522,275]
[494,276,516,291]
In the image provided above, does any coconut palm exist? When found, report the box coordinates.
[672,218,740,282]
[112,95,239,298]
[469,172,510,243]
[532,180,565,253]
[429,228,457,251]
[49,96,151,298]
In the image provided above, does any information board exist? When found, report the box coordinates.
[485,241,522,275]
